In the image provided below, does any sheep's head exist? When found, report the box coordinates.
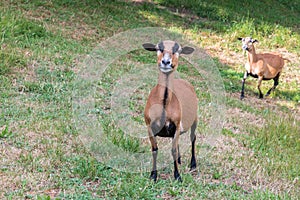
[142,40,194,74]
[238,37,258,52]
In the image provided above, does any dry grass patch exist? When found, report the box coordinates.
[224,107,265,135]
[193,133,299,197]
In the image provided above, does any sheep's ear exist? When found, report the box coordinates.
[180,46,194,55]
[237,37,243,40]
[142,43,157,51]
[251,39,258,43]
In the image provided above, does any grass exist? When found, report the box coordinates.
[248,113,300,180]
[0,0,299,199]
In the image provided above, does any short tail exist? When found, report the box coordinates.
[283,58,291,62]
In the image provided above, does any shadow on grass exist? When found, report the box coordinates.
[156,0,300,33]
[276,89,300,102]
[1,0,298,106]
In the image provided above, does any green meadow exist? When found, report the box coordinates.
[0,0,299,199]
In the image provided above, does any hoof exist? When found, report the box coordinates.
[150,170,157,182]
[175,175,182,182]
[190,158,196,171]
[190,164,197,172]
[174,171,182,182]
[240,92,245,100]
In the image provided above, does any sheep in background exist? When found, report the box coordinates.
[238,37,290,99]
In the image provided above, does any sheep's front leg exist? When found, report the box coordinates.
[149,129,158,182]
[177,145,181,165]
[257,76,264,99]
[240,71,248,100]
[172,129,181,181]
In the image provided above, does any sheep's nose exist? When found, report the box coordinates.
[161,53,172,66]
[242,45,249,51]
[162,59,170,65]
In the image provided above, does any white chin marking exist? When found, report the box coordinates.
[160,68,172,73]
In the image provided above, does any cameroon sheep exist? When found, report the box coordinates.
[238,37,289,99]
[143,40,198,182]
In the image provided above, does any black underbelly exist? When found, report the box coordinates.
[249,73,258,78]
[154,122,176,138]
[249,73,273,80]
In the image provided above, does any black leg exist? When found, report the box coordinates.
[149,135,158,182]
[150,170,157,182]
[240,71,248,100]
[190,137,196,170]
[266,73,280,96]
[150,146,158,182]
[190,121,197,171]
[257,76,263,99]
[177,145,181,165]
[173,161,182,182]
[171,132,182,182]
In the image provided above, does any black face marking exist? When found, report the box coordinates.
[172,43,180,54]
[158,42,164,52]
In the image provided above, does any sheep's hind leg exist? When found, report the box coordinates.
[266,73,280,97]
[190,121,197,171]
[257,76,264,99]
[172,129,182,182]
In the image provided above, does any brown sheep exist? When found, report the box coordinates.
[143,40,198,182]
[238,37,289,99]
